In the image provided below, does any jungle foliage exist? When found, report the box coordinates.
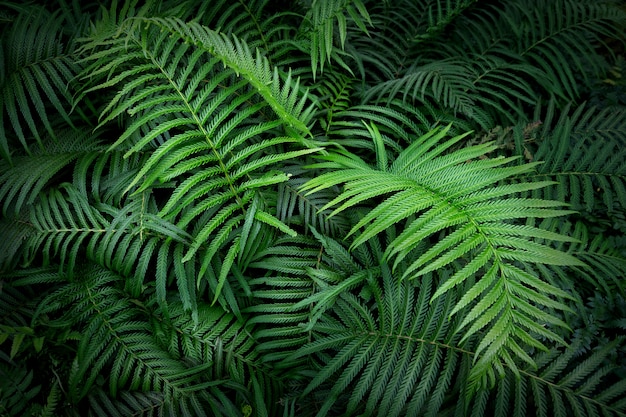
[1,0,626,416]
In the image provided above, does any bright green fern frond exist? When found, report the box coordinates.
[125,17,316,137]
[77,16,323,307]
[301,124,583,387]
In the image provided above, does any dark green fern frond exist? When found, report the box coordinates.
[518,103,626,212]
[34,265,243,416]
[0,129,102,216]
[362,54,541,128]
[468,337,626,417]
[435,0,626,103]
[246,235,321,367]
[87,388,165,417]
[299,0,372,79]
[553,219,626,296]
[512,0,624,100]
[290,256,470,417]
[0,6,81,162]
[413,0,479,43]
[302,124,583,387]
[276,167,351,236]
[0,361,41,417]
[155,301,280,417]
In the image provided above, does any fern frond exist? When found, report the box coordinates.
[413,0,479,43]
[473,337,626,417]
[302,124,583,387]
[156,301,283,417]
[521,103,626,212]
[0,129,102,216]
[513,0,624,100]
[34,265,243,416]
[0,6,80,161]
[290,258,471,417]
[0,362,41,417]
[87,389,165,417]
[246,235,321,367]
[76,16,324,307]
[300,0,372,79]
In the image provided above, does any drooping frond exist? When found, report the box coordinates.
[33,265,245,416]
[0,6,80,161]
[299,0,372,79]
[302,124,583,387]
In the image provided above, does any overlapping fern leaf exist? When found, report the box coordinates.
[291,254,468,417]
[33,265,256,416]
[0,4,81,162]
[76,15,322,309]
[520,103,626,212]
[1,0,626,415]
[302,124,584,387]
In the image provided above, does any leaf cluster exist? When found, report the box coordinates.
[1,0,625,416]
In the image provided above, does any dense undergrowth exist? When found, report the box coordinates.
[1,0,626,416]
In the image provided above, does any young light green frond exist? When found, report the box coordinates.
[302,125,580,384]
[129,17,315,137]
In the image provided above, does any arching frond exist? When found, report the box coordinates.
[76,16,323,307]
[302,124,583,387]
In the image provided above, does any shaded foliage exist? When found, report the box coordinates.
[1,0,625,416]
